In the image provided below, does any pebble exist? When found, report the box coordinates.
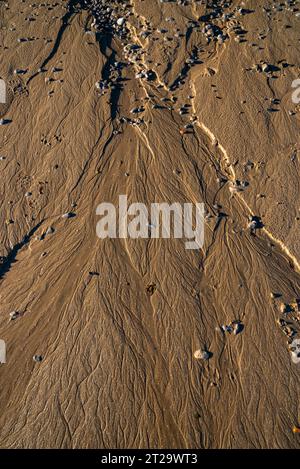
[221,324,233,333]
[95,80,108,91]
[117,17,125,27]
[233,321,244,335]
[248,215,263,231]
[130,107,144,114]
[219,320,244,335]
[9,311,20,321]
[270,292,281,299]
[229,180,247,193]
[289,338,300,364]
[262,63,271,73]
[194,349,210,360]
[14,68,28,75]
[61,212,75,219]
[33,355,43,362]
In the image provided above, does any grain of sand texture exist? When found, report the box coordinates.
[0,0,300,449]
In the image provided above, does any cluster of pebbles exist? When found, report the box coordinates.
[218,320,244,335]
[78,0,233,93]
[80,0,131,38]
[95,61,125,95]
[273,296,300,363]
[277,299,300,329]
[193,320,244,363]
[76,0,300,113]
[73,0,261,105]
[202,23,228,44]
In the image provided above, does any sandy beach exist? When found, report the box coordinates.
[0,0,300,449]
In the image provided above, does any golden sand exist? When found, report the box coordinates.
[0,0,300,449]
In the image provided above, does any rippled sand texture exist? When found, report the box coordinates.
[0,0,300,449]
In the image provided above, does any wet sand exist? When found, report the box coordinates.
[0,0,300,448]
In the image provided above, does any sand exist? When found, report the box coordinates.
[0,0,300,449]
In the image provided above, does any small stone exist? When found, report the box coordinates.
[95,80,107,91]
[233,321,244,335]
[248,215,263,231]
[14,68,28,75]
[9,311,20,321]
[280,303,293,314]
[262,63,271,73]
[61,212,75,219]
[221,324,234,333]
[270,292,281,299]
[289,338,300,364]
[117,17,125,27]
[194,349,210,360]
[33,355,43,362]
[130,107,144,114]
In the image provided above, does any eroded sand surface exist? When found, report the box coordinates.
[0,0,300,449]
